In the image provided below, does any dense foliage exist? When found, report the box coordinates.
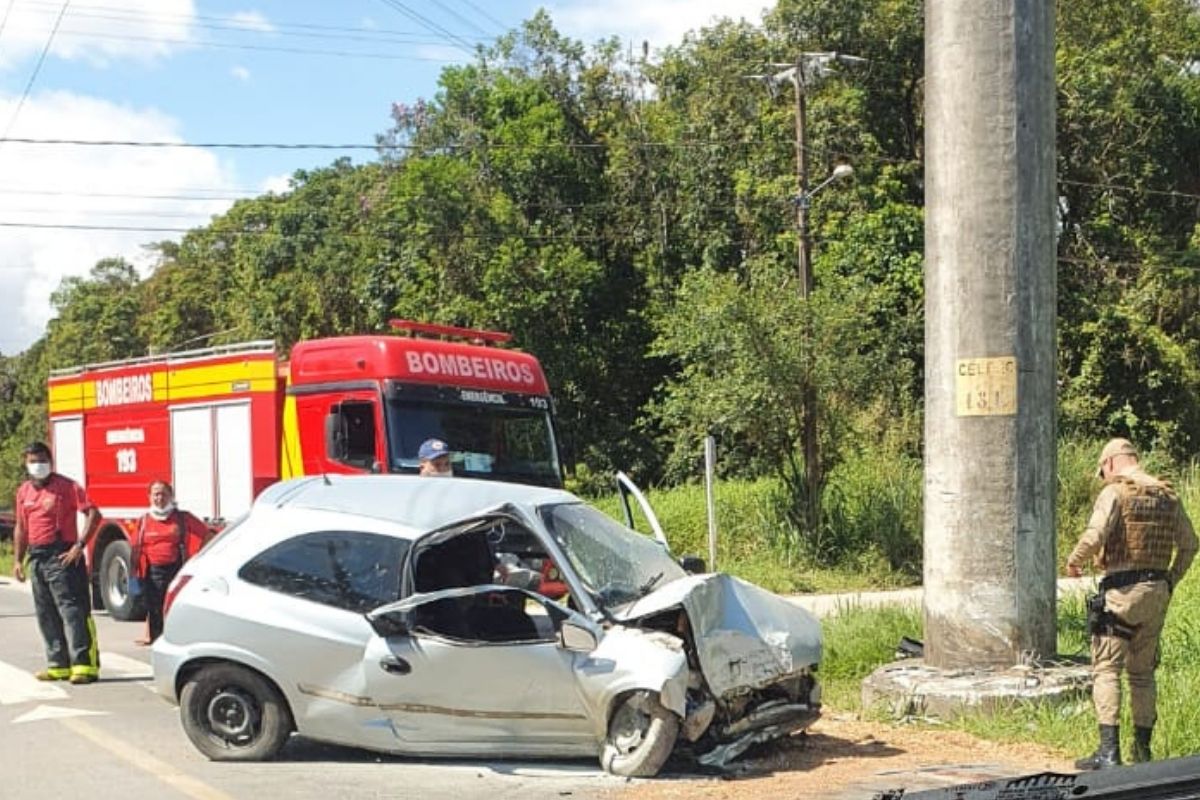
[4,1,1200,567]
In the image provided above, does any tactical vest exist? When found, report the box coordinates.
[1102,475,1179,571]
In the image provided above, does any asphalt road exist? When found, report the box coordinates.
[0,576,625,800]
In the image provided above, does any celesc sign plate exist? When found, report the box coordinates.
[955,356,1017,417]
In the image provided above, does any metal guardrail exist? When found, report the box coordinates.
[876,755,1200,799]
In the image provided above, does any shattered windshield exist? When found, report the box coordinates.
[539,502,686,610]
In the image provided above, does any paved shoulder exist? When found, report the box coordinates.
[787,576,1097,618]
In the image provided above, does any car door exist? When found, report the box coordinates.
[234,529,406,742]
[615,471,670,548]
[362,586,598,752]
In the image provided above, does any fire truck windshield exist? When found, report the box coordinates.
[385,391,562,488]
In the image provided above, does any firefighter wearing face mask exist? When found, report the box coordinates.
[131,480,213,644]
[418,438,454,477]
[11,441,101,684]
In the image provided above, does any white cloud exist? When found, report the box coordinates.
[0,0,199,69]
[259,172,293,195]
[0,91,242,355]
[550,0,768,53]
[228,11,275,34]
[230,65,251,81]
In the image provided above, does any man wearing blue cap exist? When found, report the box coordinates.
[418,438,453,477]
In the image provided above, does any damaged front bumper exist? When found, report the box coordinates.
[697,696,822,768]
[616,572,824,768]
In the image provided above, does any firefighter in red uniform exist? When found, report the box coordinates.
[131,480,211,643]
[11,441,101,684]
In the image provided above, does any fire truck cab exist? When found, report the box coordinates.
[46,320,562,620]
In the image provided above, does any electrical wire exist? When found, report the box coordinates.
[421,0,493,40]
[0,0,69,144]
[448,0,508,35]
[12,1,492,45]
[0,135,785,149]
[374,0,476,57]
[44,28,462,61]
[0,0,15,49]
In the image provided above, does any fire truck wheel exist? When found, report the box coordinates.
[180,663,293,761]
[98,539,146,621]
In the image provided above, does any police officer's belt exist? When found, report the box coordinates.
[1100,569,1170,592]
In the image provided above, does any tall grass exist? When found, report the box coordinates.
[587,436,1199,593]
[591,475,917,593]
[820,555,1200,761]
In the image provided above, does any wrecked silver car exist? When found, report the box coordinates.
[152,475,822,777]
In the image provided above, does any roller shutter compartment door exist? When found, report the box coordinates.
[170,407,215,521]
[215,403,252,520]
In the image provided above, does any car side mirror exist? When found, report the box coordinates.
[368,610,409,638]
[679,555,706,574]
[558,620,598,652]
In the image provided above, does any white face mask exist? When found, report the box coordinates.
[150,501,176,519]
[26,462,51,481]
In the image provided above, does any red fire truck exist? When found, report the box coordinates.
[46,320,563,620]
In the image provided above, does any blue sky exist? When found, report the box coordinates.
[0,0,763,355]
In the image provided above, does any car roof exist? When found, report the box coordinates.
[254,474,579,535]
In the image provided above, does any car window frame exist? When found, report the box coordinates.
[238,529,408,613]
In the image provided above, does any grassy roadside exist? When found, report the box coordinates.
[819,566,1200,762]
[0,539,12,575]
[590,475,920,595]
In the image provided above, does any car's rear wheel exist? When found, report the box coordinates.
[600,690,679,777]
[180,663,292,761]
[98,539,145,621]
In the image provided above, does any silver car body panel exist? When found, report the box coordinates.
[154,474,818,764]
[614,573,823,701]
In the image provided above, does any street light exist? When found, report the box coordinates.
[748,53,862,535]
[798,163,854,208]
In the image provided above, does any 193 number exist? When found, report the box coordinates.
[116,448,138,473]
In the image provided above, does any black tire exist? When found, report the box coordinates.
[180,663,293,762]
[600,691,679,778]
[98,538,145,621]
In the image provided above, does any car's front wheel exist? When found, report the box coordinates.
[180,663,292,761]
[600,690,679,778]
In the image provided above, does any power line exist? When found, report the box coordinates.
[1060,178,1200,202]
[46,28,461,61]
[0,0,69,143]
[0,0,15,48]
[374,0,476,57]
[422,0,493,40]
[14,1,492,45]
[0,135,782,150]
[0,136,380,149]
[0,186,262,200]
[448,0,508,35]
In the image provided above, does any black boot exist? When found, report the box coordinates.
[1075,724,1122,770]
[1133,726,1153,763]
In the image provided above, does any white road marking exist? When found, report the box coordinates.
[0,659,69,705]
[60,715,237,800]
[98,651,152,680]
[13,704,109,723]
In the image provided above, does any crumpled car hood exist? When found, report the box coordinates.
[612,573,822,701]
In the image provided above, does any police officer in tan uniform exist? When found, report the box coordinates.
[1066,438,1197,769]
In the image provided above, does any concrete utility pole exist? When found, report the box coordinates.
[752,54,860,532]
[924,0,1057,667]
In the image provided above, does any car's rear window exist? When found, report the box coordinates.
[239,530,408,613]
